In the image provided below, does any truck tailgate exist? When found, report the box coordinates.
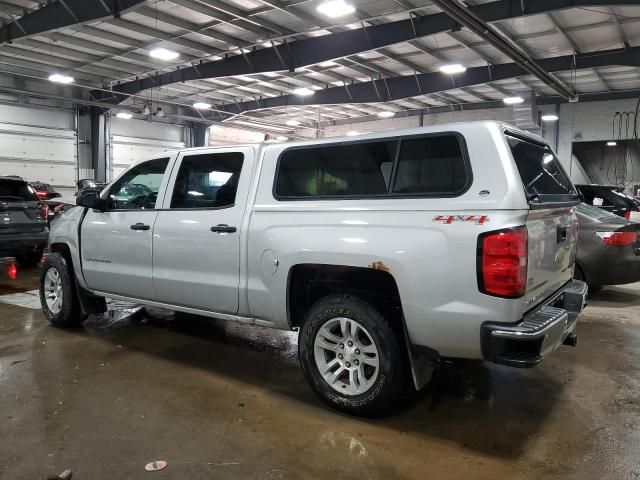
[523,206,578,311]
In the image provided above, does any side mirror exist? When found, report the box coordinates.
[76,189,104,210]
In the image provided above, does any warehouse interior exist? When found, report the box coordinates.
[1,0,640,478]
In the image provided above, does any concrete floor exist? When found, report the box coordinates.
[1,270,639,480]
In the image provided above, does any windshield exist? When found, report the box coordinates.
[506,134,577,202]
[576,203,623,221]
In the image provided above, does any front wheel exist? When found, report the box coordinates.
[40,253,86,328]
[298,294,410,416]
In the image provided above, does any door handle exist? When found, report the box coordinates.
[210,224,237,233]
[557,225,568,243]
[130,223,150,231]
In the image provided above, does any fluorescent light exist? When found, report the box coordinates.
[319,61,337,67]
[116,112,133,119]
[276,136,289,141]
[346,131,360,136]
[607,141,617,146]
[286,119,301,126]
[193,102,212,110]
[503,96,524,105]
[48,73,74,84]
[541,114,559,122]
[293,87,315,96]
[439,64,466,75]
[377,111,395,118]
[149,48,179,61]
[317,0,355,18]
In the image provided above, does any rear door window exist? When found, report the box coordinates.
[171,152,244,209]
[506,134,577,203]
[0,180,38,202]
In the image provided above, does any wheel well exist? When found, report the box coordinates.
[287,264,403,330]
[50,243,72,261]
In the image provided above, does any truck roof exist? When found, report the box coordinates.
[179,120,547,154]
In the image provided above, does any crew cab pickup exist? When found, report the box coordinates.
[40,121,587,416]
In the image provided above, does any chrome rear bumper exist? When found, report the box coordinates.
[482,280,588,367]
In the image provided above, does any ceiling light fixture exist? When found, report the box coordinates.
[346,131,360,136]
[286,119,301,126]
[439,64,466,75]
[377,111,395,118]
[193,102,212,110]
[607,141,617,146]
[276,136,289,141]
[317,0,355,18]
[116,112,133,119]
[503,96,524,105]
[541,114,559,122]
[293,87,315,96]
[149,48,179,61]
[48,73,74,84]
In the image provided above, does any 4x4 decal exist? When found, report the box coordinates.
[433,215,489,225]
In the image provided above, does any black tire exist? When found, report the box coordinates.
[17,250,43,267]
[298,294,410,417]
[39,253,86,328]
[588,284,602,295]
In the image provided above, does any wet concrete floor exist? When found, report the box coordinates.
[1,269,639,479]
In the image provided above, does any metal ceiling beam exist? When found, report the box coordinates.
[212,47,640,114]
[429,0,576,100]
[96,0,639,101]
[0,0,150,44]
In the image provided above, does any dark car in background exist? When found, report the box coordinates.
[574,203,640,292]
[0,176,49,267]
[575,184,640,220]
[30,181,62,201]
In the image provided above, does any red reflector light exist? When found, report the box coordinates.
[7,262,17,280]
[35,191,47,197]
[39,203,49,220]
[596,231,637,246]
[478,227,528,298]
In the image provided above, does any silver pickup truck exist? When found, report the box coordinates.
[40,121,587,416]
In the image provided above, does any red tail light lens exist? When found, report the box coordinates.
[35,191,47,198]
[596,231,637,246]
[7,262,17,281]
[478,227,528,298]
[39,203,49,220]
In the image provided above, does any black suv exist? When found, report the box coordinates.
[0,176,49,266]
[575,184,640,220]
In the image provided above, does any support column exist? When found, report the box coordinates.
[188,122,209,147]
[89,107,107,182]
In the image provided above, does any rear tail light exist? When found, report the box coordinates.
[35,191,47,198]
[39,203,49,220]
[477,226,528,298]
[7,262,17,281]
[596,231,637,246]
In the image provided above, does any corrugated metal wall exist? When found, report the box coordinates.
[108,118,185,180]
[0,104,77,194]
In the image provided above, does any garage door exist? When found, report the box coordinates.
[109,135,185,180]
[0,121,77,194]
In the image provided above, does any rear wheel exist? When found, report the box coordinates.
[40,253,86,328]
[298,294,409,416]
